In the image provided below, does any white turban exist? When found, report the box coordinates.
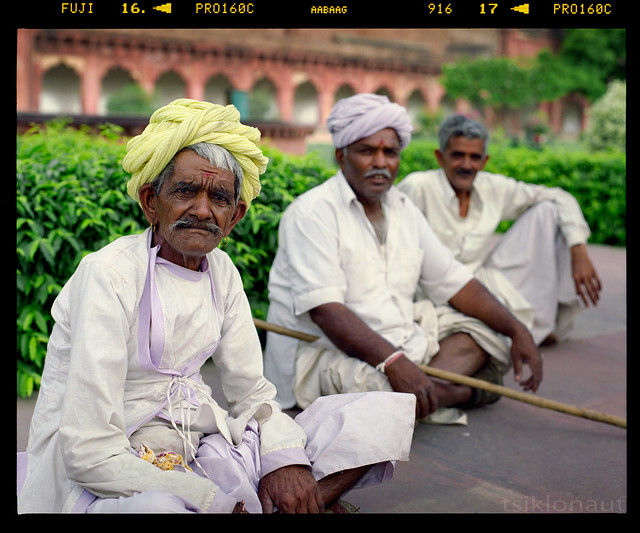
[326,93,413,150]
[123,99,268,207]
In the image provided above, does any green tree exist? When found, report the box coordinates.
[441,57,535,115]
[440,29,626,115]
[534,29,626,103]
[584,80,626,151]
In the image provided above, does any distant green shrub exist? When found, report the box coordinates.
[584,80,626,152]
[17,121,144,397]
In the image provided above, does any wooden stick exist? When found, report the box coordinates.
[253,317,626,429]
[254,318,319,343]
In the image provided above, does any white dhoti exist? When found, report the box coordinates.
[86,391,415,513]
[484,201,582,344]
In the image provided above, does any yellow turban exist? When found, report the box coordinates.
[123,99,268,207]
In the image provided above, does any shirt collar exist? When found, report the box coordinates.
[336,170,357,206]
[157,255,210,281]
[437,168,486,207]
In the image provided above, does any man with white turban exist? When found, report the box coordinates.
[264,94,543,424]
[17,99,416,514]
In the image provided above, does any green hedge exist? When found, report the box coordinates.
[16,125,625,397]
[17,123,145,397]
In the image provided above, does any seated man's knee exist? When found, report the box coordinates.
[440,332,486,359]
[526,200,558,221]
[499,200,559,249]
[433,333,488,376]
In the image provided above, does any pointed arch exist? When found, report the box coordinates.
[205,74,233,106]
[293,81,319,125]
[100,67,136,115]
[40,63,81,114]
[153,70,186,107]
[249,77,279,121]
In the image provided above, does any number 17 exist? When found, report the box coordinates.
[480,3,498,13]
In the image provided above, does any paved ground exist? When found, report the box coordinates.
[17,244,626,513]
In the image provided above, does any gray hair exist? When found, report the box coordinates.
[150,142,244,204]
[438,115,489,154]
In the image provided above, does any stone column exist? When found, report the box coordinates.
[277,81,294,123]
[81,54,101,115]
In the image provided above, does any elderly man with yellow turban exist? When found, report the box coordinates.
[264,94,543,424]
[17,99,416,514]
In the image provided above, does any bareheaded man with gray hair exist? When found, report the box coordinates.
[399,114,602,347]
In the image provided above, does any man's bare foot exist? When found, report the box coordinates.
[434,381,473,407]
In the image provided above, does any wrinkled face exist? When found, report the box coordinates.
[435,136,489,195]
[140,150,247,269]
[336,128,401,208]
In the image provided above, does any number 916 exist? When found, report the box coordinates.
[427,3,453,14]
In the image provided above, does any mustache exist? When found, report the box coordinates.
[364,168,393,180]
[169,217,224,236]
[454,169,476,176]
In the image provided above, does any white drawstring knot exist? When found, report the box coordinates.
[166,376,209,478]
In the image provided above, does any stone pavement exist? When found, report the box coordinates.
[16,244,626,513]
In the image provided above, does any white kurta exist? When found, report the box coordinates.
[397,169,591,342]
[18,230,310,513]
[264,171,486,410]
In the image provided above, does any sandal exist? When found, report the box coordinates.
[457,359,505,409]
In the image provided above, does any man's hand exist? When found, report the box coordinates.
[449,280,543,392]
[258,465,324,513]
[232,500,249,513]
[509,325,543,392]
[385,355,438,419]
[571,243,602,307]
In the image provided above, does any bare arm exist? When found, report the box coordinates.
[309,302,395,367]
[309,302,438,418]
